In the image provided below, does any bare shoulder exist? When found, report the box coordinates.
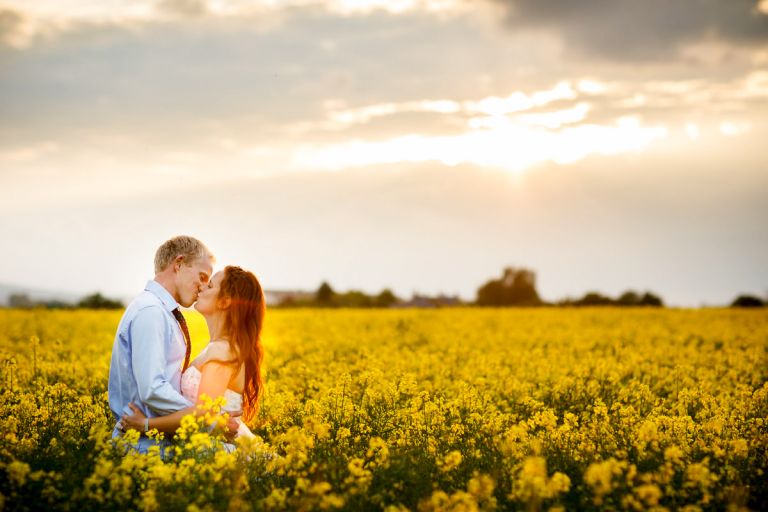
[204,340,236,363]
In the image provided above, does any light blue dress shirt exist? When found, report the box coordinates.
[108,280,193,452]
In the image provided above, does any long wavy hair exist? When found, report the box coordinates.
[218,265,266,423]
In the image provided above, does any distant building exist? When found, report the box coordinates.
[394,294,464,308]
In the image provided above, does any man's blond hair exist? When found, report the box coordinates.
[154,236,214,274]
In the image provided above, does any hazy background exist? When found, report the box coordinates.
[1,0,767,306]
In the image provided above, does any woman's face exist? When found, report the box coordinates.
[194,270,225,315]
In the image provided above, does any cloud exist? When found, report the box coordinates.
[0,8,26,47]
[0,7,525,146]
[311,81,577,130]
[0,0,465,30]
[492,0,768,60]
[1,0,766,186]
[293,115,668,171]
[156,0,208,18]
[311,71,768,137]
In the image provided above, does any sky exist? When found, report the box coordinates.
[1,0,767,306]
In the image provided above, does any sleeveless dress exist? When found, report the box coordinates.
[180,346,255,440]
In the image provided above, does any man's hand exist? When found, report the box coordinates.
[121,402,148,432]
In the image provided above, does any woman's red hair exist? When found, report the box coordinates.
[218,265,265,423]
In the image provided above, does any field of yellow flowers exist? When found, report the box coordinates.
[0,307,766,511]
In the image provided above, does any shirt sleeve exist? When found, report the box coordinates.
[130,306,192,415]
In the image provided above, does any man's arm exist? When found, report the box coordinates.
[130,306,192,415]
[122,361,239,437]
[123,403,195,434]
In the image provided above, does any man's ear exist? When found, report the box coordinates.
[218,296,232,309]
[173,255,185,272]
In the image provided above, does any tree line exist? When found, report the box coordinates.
[4,268,765,309]
[276,267,764,309]
[7,292,123,310]
[473,267,764,308]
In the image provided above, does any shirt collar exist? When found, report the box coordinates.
[145,280,181,312]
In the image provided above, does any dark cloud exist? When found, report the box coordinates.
[0,10,533,145]
[493,0,768,60]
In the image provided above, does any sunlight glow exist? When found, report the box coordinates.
[308,81,634,172]
[646,80,702,95]
[0,0,465,25]
[293,117,668,172]
[617,94,647,107]
[739,71,768,98]
[577,79,608,95]
[719,121,751,137]
[332,0,420,14]
[685,123,700,140]
[330,100,461,124]
[0,0,156,47]
[466,81,577,116]
[516,102,591,129]
[468,103,590,131]
[0,0,155,23]
[329,0,462,14]
[327,82,579,127]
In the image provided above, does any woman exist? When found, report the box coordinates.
[122,265,265,442]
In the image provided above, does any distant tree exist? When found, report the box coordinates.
[41,300,72,309]
[617,290,641,306]
[315,282,336,307]
[577,292,613,306]
[476,267,541,306]
[476,279,505,306]
[731,295,764,308]
[339,290,373,308]
[9,293,33,308]
[374,289,398,308]
[573,290,663,307]
[639,292,664,307]
[77,293,123,309]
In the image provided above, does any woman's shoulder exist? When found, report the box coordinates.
[203,340,237,364]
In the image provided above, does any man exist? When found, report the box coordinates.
[108,235,214,453]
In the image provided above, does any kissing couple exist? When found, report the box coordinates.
[108,235,264,453]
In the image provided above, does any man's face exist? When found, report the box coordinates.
[175,257,213,307]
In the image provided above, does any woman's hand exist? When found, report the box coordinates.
[223,412,241,443]
[121,403,148,432]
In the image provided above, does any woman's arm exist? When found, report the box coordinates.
[196,361,236,403]
[122,402,196,433]
[122,361,236,434]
